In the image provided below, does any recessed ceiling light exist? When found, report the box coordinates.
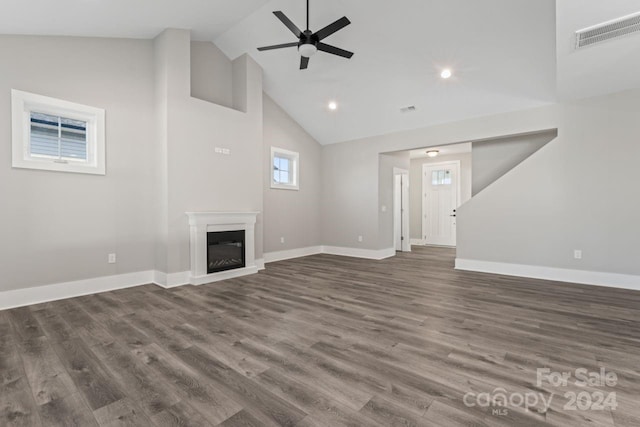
[328,101,338,111]
[426,150,440,158]
[440,69,452,79]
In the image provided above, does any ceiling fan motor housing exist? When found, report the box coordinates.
[298,31,318,57]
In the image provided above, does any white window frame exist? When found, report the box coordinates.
[270,146,299,190]
[11,89,106,175]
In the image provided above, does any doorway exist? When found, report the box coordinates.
[393,168,410,252]
[422,161,460,246]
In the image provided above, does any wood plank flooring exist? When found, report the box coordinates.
[1,246,640,426]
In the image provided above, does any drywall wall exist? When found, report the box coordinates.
[154,29,264,275]
[457,90,640,275]
[263,95,322,253]
[472,130,556,195]
[378,152,410,250]
[321,104,558,251]
[190,41,233,108]
[0,35,156,292]
[410,153,472,240]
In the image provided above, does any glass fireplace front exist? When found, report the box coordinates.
[207,230,245,274]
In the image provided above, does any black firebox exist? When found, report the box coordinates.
[207,230,245,274]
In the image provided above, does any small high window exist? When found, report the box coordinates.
[12,90,105,175]
[271,147,299,190]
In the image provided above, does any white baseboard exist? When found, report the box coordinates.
[153,270,190,289]
[0,247,399,311]
[410,239,424,246]
[190,265,259,286]
[264,245,396,263]
[321,246,396,260]
[264,246,323,263]
[455,258,640,291]
[0,270,156,311]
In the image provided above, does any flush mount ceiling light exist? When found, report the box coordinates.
[328,101,338,110]
[426,150,440,158]
[440,69,452,79]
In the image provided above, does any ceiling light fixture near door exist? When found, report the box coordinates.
[440,69,452,79]
[256,0,354,70]
[426,150,440,158]
[328,101,338,110]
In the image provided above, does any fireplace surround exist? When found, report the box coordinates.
[186,212,259,285]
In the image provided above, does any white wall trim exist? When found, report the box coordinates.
[190,266,259,286]
[321,246,396,260]
[455,258,640,291]
[264,245,396,263]
[264,246,323,263]
[410,239,424,246]
[153,270,190,289]
[0,247,399,311]
[0,270,156,311]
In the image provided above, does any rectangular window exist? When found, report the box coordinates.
[432,169,452,186]
[12,90,105,175]
[30,112,88,161]
[271,147,299,190]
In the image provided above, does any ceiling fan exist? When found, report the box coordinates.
[257,0,353,70]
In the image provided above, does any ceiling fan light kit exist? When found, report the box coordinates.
[257,0,353,69]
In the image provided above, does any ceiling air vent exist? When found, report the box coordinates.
[576,11,640,49]
[400,105,416,113]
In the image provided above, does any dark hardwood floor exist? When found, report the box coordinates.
[1,246,639,426]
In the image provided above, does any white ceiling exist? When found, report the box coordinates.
[0,0,270,40]
[216,0,558,144]
[556,0,640,100]
[409,143,471,159]
[2,1,640,146]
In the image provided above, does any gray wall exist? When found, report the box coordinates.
[320,104,557,251]
[155,29,264,274]
[472,130,556,195]
[457,90,640,275]
[190,41,233,108]
[409,153,472,240]
[0,35,156,292]
[263,95,322,253]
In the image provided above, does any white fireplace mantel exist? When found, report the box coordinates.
[186,211,259,285]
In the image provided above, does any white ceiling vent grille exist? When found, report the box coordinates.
[400,105,416,113]
[576,11,640,49]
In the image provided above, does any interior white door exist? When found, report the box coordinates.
[394,172,411,252]
[422,162,459,246]
[394,175,402,250]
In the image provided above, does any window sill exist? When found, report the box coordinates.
[270,183,299,191]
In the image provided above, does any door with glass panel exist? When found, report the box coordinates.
[422,162,460,246]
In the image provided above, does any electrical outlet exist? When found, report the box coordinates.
[574,250,582,260]
[108,253,117,264]
[280,237,285,244]
[358,235,363,242]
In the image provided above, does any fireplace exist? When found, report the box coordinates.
[186,212,258,285]
[207,230,245,274]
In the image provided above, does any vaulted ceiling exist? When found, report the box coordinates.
[3,0,640,145]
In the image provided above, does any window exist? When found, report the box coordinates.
[271,147,299,190]
[432,169,452,186]
[12,90,105,175]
